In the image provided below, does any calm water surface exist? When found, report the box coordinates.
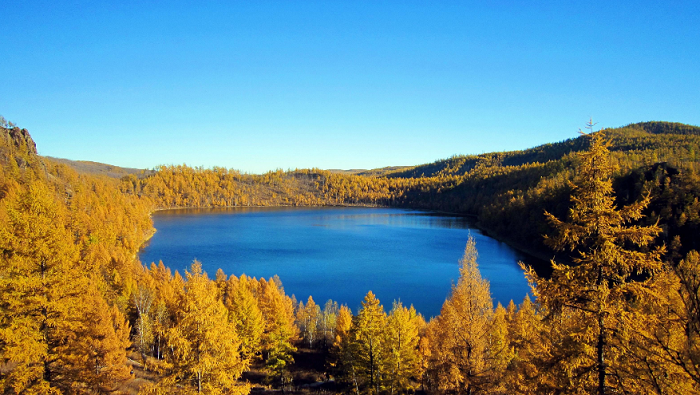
[139,207,533,317]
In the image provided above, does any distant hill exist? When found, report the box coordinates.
[328,166,412,177]
[380,121,700,264]
[385,121,700,179]
[45,157,154,179]
[628,121,700,136]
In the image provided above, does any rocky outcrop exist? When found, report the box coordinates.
[1,126,37,154]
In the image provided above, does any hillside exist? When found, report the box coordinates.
[46,157,154,179]
[386,121,700,179]
[119,121,700,267]
[15,120,699,267]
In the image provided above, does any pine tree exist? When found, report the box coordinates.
[526,126,664,394]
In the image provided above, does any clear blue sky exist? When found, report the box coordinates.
[1,1,699,173]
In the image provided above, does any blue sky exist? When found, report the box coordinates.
[1,1,699,173]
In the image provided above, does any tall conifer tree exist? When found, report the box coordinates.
[527,124,664,394]
[153,262,248,394]
[430,236,494,394]
[354,291,387,394]
[383,301,422,394]
[0,183,87,394]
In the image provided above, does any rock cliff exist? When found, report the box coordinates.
[1,126,38,155]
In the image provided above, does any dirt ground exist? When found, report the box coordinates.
[121,347,343,394]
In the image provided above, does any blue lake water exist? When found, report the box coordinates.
[139,207,533,318]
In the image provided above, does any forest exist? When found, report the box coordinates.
[1,117,700,394]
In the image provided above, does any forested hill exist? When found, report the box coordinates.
[116,120,700,265]
[8,118,698,265]
[391,121,700,262]
[385,121,700,179]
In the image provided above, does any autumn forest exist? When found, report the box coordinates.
[1,117,700,394]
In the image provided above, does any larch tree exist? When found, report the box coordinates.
[488,302,514,393]
[383,301,423,395]
[225,274,264,362]
[353,291,387,394]
[155,261,249,394]
[617,250,700,394]
[431,235,494,394]
[504,295,543,395]
[257,278,297,387]
[0,182,88,394]
[330,304,356,388]
[526,125,664,394]
[63,287,132,394]
[664,251,700,388]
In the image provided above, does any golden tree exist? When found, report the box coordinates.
[488,303,514,393]
[504,295,543,395]
[257,277,297,387]
[664,251,700,388]
[319,300,339,349]
[527,126,664,394]
[225,274,264,362]
[354,291,387,394]
[616,250,700,394]
[330,305,356,387]
[429,236,494,394]
[383,301,423,394]
[0,182,87,394]
[296,296,320,348]
[63,287,132,394]
[155,262,249,394]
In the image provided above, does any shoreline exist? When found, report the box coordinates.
[137,203,551,273]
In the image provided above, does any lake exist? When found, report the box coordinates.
[139,207,533,317]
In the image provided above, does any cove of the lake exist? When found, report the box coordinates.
[138,207,533,318]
